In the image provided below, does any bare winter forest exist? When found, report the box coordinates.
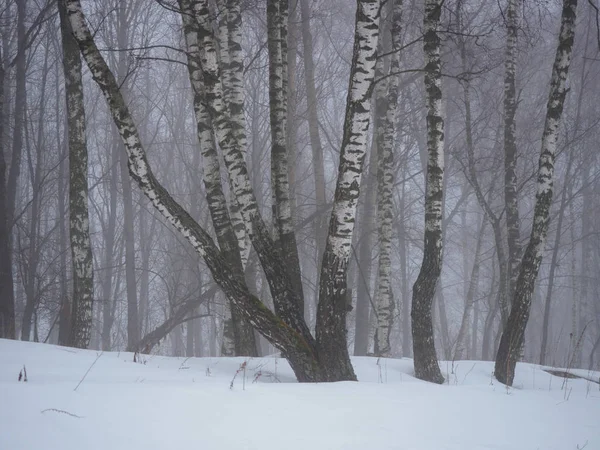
[0,0,599,386]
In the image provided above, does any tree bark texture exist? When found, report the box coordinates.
[181,6,257,356]
[373,0,403,357]
[315,0,381,380]
[503,0,522,302]
[58,0,95,349]
[68,0,380,383]
[267,0,305,308]
[411,0,445,384]
[495,0,578,386]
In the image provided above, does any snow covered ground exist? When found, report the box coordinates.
[1,339,599,450]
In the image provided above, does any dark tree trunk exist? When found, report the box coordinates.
[411,0,444,384]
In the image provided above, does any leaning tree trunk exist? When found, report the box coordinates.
[495,0,578,386]
[373,0,403,357]
[315,0,381,381]
[410,0,445,384]
[503,0,522,302]
[67,0,322,380]
[181,8,257,357]
[178,0,311,347]
[58,0,94,349]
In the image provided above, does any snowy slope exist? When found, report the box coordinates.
[1,339,599,450]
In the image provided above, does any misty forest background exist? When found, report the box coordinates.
[0,0,599,383]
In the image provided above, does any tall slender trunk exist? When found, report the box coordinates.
[353,34,383,356]
[316,0,381,380]
[59,0,94,348]
[267,0,305,307]
[68,0,379,383]
[454,215,486,361]
[101,133,119,350]
[22,43,49,341]
[411,0,444,384]
[299,0,327,312]
[373,0,402,357]
[503,0,522,302]
[57,74,70,346]
[181,7,256,356]
[398,178,411,356]
[495,0,578,386]
[0,0,26,339]
[114,4,139,351]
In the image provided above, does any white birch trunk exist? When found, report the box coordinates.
[315,0,381,380]
[58,0,94,349]
[495,0,578,386]
[373,0,403,357]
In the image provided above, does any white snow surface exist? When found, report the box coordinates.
[2,339,599,450]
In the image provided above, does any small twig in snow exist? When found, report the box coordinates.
[41,408,83,419]
[74,352,103,392]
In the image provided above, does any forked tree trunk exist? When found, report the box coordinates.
[495,0,578,386]
[181,9,257,357]
[410,0,444,384]
[67,0,379,383]
[373,0,403,357]
[178,0,310,343]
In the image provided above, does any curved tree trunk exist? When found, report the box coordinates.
[67,0,379,383]
[411,0,444,384]
[495,0,578,386]
[315,0,381,381]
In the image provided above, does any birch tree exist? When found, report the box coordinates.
[267,0,305,306]
[495,0,578,386]
[411,0,445,384]
[58,0,94,348]
[373,0,403,357]
[180,4,257,356]
[503,0,522,303]
[66,0,380,382]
